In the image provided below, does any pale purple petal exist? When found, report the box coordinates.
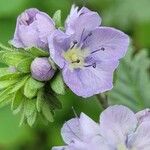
[66,6,101,42]
[11,8,55,50]
[136,109,150,125]
[84,27,129,60]
[61,113,100,144]
[99,105,138,146]
[128,122,150,150]
[61,118,81,144]
[52,146,68,150]
[48,30,71,68]
[79,113,100,140]
[62,61,119,98]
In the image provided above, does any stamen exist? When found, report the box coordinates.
[84,62,96,68]
[83,32,92,42]
[71,59,80,63]
[70,40,78,49]
[91,47,105,54]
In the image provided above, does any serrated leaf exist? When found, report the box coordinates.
[24,77,44,99]
[42,102,54,122]
[26,47,49,57]
[53,10,62,28]
[50,73,65,95]
[16,57,33,73]
[108,48,150,110]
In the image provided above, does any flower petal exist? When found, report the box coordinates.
[48,30,71,68]
[84,27,129,60]
[128,122,150,150]
[62,60,118,98]
[136,109,150,125]
[61,113,100,144]
[66,6,101,42]
[99,105,138,146]
[79,113,100,140]
[52,146,68,150]
[36,12,55,44]
[61,118,81,144]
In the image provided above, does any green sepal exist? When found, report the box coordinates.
[16,57,33,73]
[24,77,44,99]
[50,73,66,95]
[26,47,49,57]
[53,10,62,28]
[0,80,17,90]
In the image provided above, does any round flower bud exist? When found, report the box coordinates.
[31,57,55,81]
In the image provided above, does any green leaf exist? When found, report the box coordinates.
[108,48,150,111]
[16,57,33,73]
[0,72,24,81]
[0,80,17,90]
[53,10,62,28]
[2,52,31,66]
[0,94,13,108]
[26,47,49,57]
[50,73,65,95]
[24,77,44,99]
[9,75,29,94]
[27,111,37,127]
[42,102,54,122]
[36,89,44,112]
[11,90,23,111]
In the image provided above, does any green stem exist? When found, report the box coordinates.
[96,94,108,109]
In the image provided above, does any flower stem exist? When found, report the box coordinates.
[0,42,12,51]
[96,94,108,110]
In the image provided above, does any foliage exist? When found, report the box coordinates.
[0,44,64,126]
[108,47,150,111]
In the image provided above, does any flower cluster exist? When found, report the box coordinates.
[0,5,129,126]
[11,5,129,98]
[53,105,150,150]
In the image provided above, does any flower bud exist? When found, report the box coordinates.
[11,8,55,50]
[31,57,55,81]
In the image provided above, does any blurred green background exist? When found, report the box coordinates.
[0,0,150,149]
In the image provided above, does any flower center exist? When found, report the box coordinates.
[63,47,89,70]
[117,144,128,150]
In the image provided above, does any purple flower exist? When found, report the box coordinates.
[11,8,55,50]
[31,57,55,81]
[49,6,129,98]
[52,105,150,150]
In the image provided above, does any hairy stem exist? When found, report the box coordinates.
[96,94,108,110]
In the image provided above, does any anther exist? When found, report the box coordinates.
[83,32,92,42]
[91,47,105,54]
[72,59,80,64]
[84,62,96,68]
[70,40,78,49]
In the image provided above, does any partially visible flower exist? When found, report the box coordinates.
[52,105,150,150]
[11,8,55,50]
[49,6,129,98]
[31,57,55,81]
